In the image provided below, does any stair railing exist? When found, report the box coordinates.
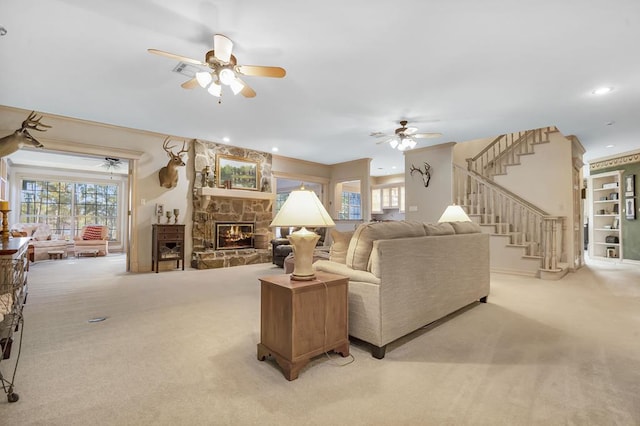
[453,165,565,272]
[466,126,555,179]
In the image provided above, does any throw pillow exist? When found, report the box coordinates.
[329,229,354,264]
[83,226,104,240]
[32,226,51,241]
[450,221,482,234]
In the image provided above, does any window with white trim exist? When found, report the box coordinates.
[20,179,119,240]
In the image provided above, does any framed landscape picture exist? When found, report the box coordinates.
[216,154,260,190]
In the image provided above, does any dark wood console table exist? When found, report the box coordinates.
[152,224,185,273]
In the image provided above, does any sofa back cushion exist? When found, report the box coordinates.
[346,221,426,271]
[329,229,353,264]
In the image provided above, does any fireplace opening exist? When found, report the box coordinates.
[215,222,255,250]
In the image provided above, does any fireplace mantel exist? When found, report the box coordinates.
[196,187,276,209]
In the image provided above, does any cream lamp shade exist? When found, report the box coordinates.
[438,205,471,222]
[269,186,335,281]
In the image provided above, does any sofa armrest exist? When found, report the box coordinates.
[313,260,381,284]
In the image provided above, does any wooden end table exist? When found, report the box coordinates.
[47,250,65,260]
[257,271,349,381]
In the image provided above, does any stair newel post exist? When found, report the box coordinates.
[543,218,552,270]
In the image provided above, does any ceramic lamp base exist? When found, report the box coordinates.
[288,227,320,281]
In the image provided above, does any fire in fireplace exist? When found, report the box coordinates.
[215,222,255,250]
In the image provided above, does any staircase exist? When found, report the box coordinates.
[454,126,568,279]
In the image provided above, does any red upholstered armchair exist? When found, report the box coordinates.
[73,225,109,257]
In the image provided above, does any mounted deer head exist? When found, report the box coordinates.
[0,111,51,157]
[410,162,432,187]
[158,137,188,189]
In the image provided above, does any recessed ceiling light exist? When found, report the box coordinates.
[222,137,230,143]
[271,147,278,152]
[606,144,615,148]
[592,86,614,95]
[606,121,615,126]
[392,166,397,169]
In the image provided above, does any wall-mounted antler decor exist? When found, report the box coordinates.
[0,111,51,157]
[158,137,188,188]
[410,162,432,187]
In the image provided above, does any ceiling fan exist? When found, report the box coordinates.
[371,120,442,151]
[148,34,286,100]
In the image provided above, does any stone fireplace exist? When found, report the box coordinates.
[191,140,274,269]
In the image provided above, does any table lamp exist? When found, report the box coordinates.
[438,204,471,222]
[270,185,335,281]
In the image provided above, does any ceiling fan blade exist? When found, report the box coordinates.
[147,49,205,66]
[237,79,256,98]
[376,137,396,145]
[181,77,200,89]
[413,132,443,139]
[213,34,234,63]
[370,132,389,138]
[404,127,418,135]
[237,65,286,78]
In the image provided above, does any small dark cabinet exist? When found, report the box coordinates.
[152,224,185,273]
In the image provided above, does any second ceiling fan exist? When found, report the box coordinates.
[372,120,442,151]
[148,34,286,100]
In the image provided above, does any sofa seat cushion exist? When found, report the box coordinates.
[32,240,68,261]
[346,221,426,271]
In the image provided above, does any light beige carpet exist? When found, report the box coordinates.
[0,254,639,425]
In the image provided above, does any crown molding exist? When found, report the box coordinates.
[589,151,640,171]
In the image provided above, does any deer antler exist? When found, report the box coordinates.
[22,111,52,132]
[162,137,187,156]
[410,162,432,187]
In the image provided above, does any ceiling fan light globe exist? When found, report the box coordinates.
[407,139,417,149]
[230,79,245,95]
[195,71,212,88]
[208,82,222,97]
[219,68,236,86]
[389,139,399,149]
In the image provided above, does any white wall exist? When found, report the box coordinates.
[328,158,371,222]
[492,133,573,216]
[404,142,456,223]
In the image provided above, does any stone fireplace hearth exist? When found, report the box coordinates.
[191,140,274,269]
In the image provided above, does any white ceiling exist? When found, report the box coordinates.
[1,0,639,176]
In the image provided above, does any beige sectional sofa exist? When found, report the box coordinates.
[313,220,490,358]
[13,223,69,261]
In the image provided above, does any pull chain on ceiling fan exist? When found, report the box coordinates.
[371,120,442,151]
[148,34,286,102]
